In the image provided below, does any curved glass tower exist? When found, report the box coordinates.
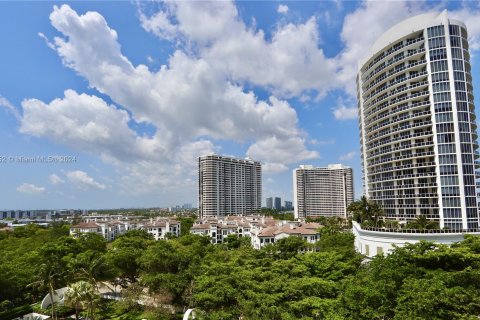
[357,11,479,230]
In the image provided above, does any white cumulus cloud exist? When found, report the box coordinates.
[0,95,20,120]
[66,170,106,190]
[15,3,323,196]
[277,4,289,14]
[333,105,357,120]
[339,151,357,161]
[49,174,65,185]
[16,183,45,194]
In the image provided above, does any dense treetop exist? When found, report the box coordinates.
[1,220,480,319]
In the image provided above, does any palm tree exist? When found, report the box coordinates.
[73,252,109,291]
[348,196,384,227]
[28,263,64,320]
[65,281,88,320]
[65,281,97,320]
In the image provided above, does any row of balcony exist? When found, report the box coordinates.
[364,36,425,74]
[367,140,434,161]
[366,109,431,136]
[365,80,429,111]
[364,69,428,100]
[367,130,433,151]
[369,150,435,167]
[368,119,432,144]
[368,161,436,176]
[363,59,427,91]
[370,182,437,191]
[380,203,440,209]
[365,90,429,118]
[370,171,436,183]
[365,100,430,127]
[371,193,438,200]
[365,47,426,82]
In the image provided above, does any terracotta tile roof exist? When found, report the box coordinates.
[71,222,101,229]
[302,222,323,229]
[143,222,167,227]
[191,223,211,230]
[258,225,319,237]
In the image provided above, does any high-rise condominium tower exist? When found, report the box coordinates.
[358,11,479,230]
[266,197,273,209]
[274,197,282,210]
[198,154,262,218]
[293,164,354,219]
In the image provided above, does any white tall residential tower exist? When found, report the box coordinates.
[358,11,479,230]
[198,154,262,218]
[293,164,354,219]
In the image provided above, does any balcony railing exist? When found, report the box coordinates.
[368,120,432,144]
[370,171,436,183]
[363,59,427,90]
[367,130,433,151]
[370,182,437,191]
[364,70,428,98]
[367,140,434,160]
[369,151,435,166]
[365,100,430,126]
[368,161,436,175]
[366,110,431,135]
[359,225,480,234]
[365,47,426,81]
[365,90,429,116]
[363,36,425,74]
[365,80,429,109]
[371,193,438,200]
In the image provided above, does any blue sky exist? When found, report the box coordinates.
[1,1,480,210]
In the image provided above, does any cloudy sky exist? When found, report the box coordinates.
[1,1,480,210]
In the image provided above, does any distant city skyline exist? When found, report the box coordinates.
[1,1,480,209]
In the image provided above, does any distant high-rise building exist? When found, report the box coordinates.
[198,154,262,218]
[284,201,293,211]
[293,164,354,219]
[357,11,480,229]
[266,197,273,209]
[274,197,282,210]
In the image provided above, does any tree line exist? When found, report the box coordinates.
[1,219,480,319]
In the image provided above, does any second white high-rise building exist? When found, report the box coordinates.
[293,164,354,219]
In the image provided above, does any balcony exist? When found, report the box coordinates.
[363,36,425,74]
[365,90,429,116]
[367,161,436,176]
[367,140,434,161]
[362,59,427,91]
[365,80,429,109]
[370,182,437,191]
[367,130,433,151]
[364,47,426,81]
[365,100,430,126]
[370,171,436,183]
[366,110,431,135]
[364,70,428,98]
[367,120,432,144]
[371,193,438,200]
[368,150,435,166]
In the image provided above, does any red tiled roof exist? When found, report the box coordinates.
[191,223,211,229]
[143,222,167,227]
[258,225,319,237]
[71,222,101,229]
